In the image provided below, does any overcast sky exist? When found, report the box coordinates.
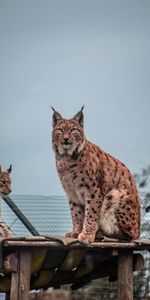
[0,0,150,196]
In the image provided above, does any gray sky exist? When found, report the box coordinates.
[0,0,150,195]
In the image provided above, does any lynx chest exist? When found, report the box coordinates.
[56,158,85,206]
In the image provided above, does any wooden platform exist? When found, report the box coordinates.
[0,236,150,300]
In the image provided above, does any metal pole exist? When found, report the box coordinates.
[2,195,39,236]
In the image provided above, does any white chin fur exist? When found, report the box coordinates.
[58,144,76,156]
[58,141,85,156]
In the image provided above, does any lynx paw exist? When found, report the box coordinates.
[65,231,80,239]
[78,231,95,244]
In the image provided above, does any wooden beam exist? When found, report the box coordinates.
[117,251,133,300]
[3,239,150,250]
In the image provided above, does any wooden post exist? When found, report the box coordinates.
[9,252,19,300]
[10,250,31,300]
[10,271,19,300]
[117,250,133,300]
[18,250,31,300]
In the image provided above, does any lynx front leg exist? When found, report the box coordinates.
[66,201,84,239]
[0,218,13,238]
[78,196,102,244]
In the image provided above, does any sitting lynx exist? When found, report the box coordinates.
[0,165,13,238]
[52,107,140,244]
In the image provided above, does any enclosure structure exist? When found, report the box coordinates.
[0,237,149,300]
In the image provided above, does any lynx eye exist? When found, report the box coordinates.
[70,128,79,133]
[56,128,63,133]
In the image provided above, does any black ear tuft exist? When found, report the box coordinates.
[81,105,85,112]
[73,106,85,127]
[7,164,12,173]
[51,106,55,112]
[51,107,63,127]
[0,166,1,173]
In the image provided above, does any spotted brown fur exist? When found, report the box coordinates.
[52,108,141,244]
[0,166,13,238]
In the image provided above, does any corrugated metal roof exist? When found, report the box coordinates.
[1,195,72,237]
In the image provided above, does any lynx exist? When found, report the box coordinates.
[52,107,140,244]
[0,165,13,238]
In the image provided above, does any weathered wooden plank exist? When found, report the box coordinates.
[3,239,150,250]
[18,250,31,300]
[1,240,139,248]
[28,290,71,300]
[10,272,19,300]
[117,251,133,300]
[4,241,60,248]
[8,251,19,300]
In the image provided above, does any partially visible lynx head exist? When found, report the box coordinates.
[52,107,85,157]
[0,165,12,196]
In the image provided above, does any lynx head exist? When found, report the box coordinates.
[0,165,12,196]
[52,106,85,157]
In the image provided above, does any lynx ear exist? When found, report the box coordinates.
[0,166,1,173]
[51,107,63,127]
[7,164,12,173]
[73,105,84,127]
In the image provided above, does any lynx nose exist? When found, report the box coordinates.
[64,137,69,144]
